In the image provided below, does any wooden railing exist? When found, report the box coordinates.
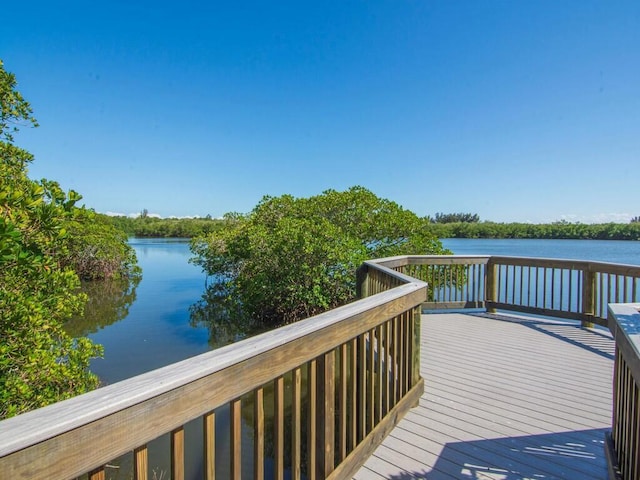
[2,254,639,479]
[389,255,640,328]
[607,303,640,480]
[0,260,426,480]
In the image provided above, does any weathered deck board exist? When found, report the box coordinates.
[354,312,614,480]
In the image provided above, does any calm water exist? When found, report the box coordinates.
[74,238,211,384]
[72,238,640,384]
[441,238,640,265]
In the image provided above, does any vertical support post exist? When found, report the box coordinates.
[486,259,497,313]
[356,264,369,299]
[316,350,336,479]
[582,268,596,328]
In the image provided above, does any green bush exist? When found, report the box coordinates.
[0,60,138,418]
[191,187,449,326]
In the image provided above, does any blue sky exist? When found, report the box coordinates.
[2,1,639,222]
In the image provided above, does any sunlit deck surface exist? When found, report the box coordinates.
[354,312,614,480]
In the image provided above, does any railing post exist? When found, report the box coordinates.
[582,268,596,328]
[356,264,369,299]
[486,259,497,313]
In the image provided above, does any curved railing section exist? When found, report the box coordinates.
[607,303,640,480]
[385,255,640,328]
[362,255,640,479]
[0,260,426,480]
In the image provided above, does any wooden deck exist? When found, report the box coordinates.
[354,311,614,480]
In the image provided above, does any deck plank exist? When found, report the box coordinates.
[354,312,613,479]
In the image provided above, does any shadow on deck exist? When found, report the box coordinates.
[355,312,614,480]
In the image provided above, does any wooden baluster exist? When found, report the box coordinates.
[384,320,391,415]
[376,324,384,424]
[368,329,375,432]
[230,399,241,480]
[412,306,421,388]
[292,368,302,480]
[308,359,317,480]
[519,265,524,307]
[171,427,184,480]
[254,389,264,480]
[550,268,555,309]
[398,314,405,398]
[274,375,285,480]
[568,268,573,312]
[134,445,148,480]
[203,412,215,480]
[339,344,348,461]
[350,338,357,450]
[358,334,366,441]
[392,316,399,405]
[88,467,105,480]
[317,350,336,478]
[559,268,564,311]
[404,312,411,394]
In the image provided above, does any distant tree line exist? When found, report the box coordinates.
[425,221,640,240]
[105,215,225,238]
[107,211,640,241]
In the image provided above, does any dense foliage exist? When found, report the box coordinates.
[0,61,138,418]
[425,221,640,240]
[61,210,139,280]
[191,187,450,326]
[106,215,224,238]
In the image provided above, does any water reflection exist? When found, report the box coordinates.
[65,276,141,338]
[189,283,266,349]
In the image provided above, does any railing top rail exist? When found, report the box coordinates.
[370,253,640,274]
[367,255,491,269]
[488,255,640,273]
[0,280,426,458]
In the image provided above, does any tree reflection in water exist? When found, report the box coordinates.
[189,282,267,349]
[64,276,141,338]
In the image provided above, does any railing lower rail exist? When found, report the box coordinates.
[0,268,426,480]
